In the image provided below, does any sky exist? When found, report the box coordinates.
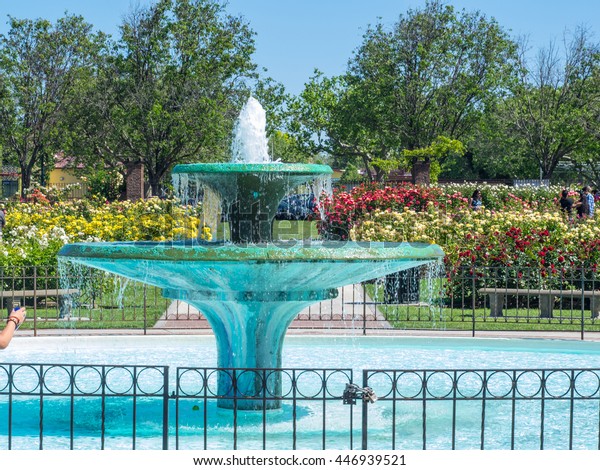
[0,0,599,94]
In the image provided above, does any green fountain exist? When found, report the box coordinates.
[58,97,444,409]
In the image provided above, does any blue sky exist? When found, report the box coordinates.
[1,0,598,94]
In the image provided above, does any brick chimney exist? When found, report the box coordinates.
[126,162,144,201]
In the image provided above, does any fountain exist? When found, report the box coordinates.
[58,97,444,409]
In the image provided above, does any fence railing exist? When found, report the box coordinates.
[48,182,88,199]
[0,363,169,450]
[2,363,599,450]
[0,364,354,450]
[174,367,354,450]
[3,265,600,337]
[363,368,600,450]
[0,266,168,332]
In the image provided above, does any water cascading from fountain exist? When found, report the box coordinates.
[231,97,271,164]
[58,97,445,409]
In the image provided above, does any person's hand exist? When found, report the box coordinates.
[9,307,26,325]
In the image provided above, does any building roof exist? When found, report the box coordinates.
[54,154,85,170]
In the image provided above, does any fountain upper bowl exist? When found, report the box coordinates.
[172,162,333,175]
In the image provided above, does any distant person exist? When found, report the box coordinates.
[0,204,5,231]
[470,189,483,210]
[558,189,573,217]
[0,306,26,349]
[593,188,600,204]
[574,190,587,218]
[574,186,594,219]
[583,186,595,218]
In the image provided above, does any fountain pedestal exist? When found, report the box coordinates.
[166,287,337,409]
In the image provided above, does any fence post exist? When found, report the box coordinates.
[472,267,476,337]
[581,264,585,341]
[143,284,148,335]
[163,366,169,449]
[33,266,37,337]
[362,284,367,336]
[361,369,368,449]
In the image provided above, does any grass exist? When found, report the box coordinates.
[273,220,320,240]
[366,281,600,332]
[213,220,320,241]
[17,283,167,330]
[378,305,600,332]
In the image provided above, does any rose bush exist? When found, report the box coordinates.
[319,182,567,240]
[349,202,599,303]
[351,207,600,271]
[319,184,468,240]
[1,197,200,267]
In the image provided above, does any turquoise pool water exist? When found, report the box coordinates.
[5,335,600,370]
[2,335,600,450]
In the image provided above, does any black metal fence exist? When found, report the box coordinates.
[363,368,600,450]
[369,265,600,338]
[0,363,169,450]
[2,363,599,450]
[0,364,354,450]
[4,265,600,337]
[290,264,600,338]
[174,368,354,450]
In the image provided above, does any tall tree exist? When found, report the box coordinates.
[68,0,258,196]
[289,0,518,181]
[0,15,105,196]
[577,54,600,185]
[504,28,600,179]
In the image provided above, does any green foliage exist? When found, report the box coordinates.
[65,0,259,196]
[287,0,518,182]
[339,163,364,183]
[400,136,465,182]
[402,136,465,162]
[371,158,398,176]
[0,14,106,196]
[472,28,600,180]
[84,169,125,202]
[268,130,308,163]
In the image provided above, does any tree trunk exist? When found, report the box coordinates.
[411,159,431,185]
[20,165,32,198]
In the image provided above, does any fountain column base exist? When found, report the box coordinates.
[165,288,338,409]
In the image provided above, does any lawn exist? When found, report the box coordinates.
[366,281,600,333]
[213,220,319,241]
[17,283,168,330]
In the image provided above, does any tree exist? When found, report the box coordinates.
[67,0,258,196]
[0,15,105,196]
[287,72,362,170]
[288,0,518,181]
[501,28,600,179]
[468,97,539,180]
[401,136,465,183]
[569,48,600,185]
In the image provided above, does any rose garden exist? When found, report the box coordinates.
[3,181,599,335]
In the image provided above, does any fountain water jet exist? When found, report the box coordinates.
[58,97,444,409]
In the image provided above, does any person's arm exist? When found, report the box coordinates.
[0,307,26,350]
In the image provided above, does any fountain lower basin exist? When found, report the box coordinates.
[59,240,444,408]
